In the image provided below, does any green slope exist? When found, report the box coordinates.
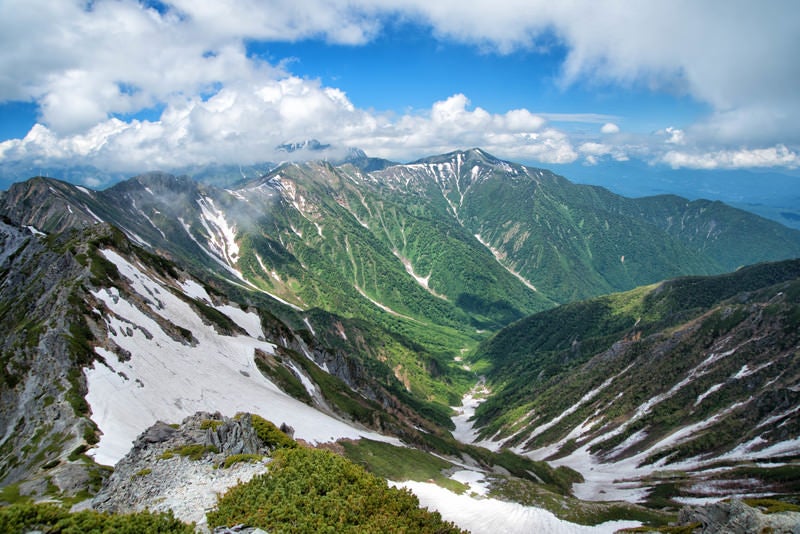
[471,259,800,456]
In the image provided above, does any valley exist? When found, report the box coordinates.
[1,149,799,532]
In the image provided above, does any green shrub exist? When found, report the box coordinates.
[131,468,152,479]
[742,498,800,514]
[199,419,224,431]
[0,502,194,533]
[242,413,297,450]
[207,447,465,533]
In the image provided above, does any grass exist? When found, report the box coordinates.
[131,468,152,479]
[340,439,467,494]
[242,413,297,450]
[222,454,265,469]
[618,525,700,534]
[0,483,29,506]
[489,476,674,527]
[253,349,313,405]
[160,444,219,461]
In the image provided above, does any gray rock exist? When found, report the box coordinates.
[204,413,261,455]
[678,499,800,533]
[139,420,178,445]
[92,411,274,522]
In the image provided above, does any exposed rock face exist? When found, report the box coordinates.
[92,412,274,529]
[0,221,105,495]
[677,499,800,533]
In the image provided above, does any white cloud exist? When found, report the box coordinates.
[661,127,686,145]
[600,123,619,134]
[0,89,577,172]
[578,141,629,165]
[661,145,800,170]
[0,0,798,172]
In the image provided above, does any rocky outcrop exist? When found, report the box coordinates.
[92,412,276,529]
[677,499,800,533]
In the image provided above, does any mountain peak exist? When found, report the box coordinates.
[411,147,503,168]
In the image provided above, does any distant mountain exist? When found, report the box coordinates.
[470,259,800,505]
[561,159,800,230]
[3,149,800,341]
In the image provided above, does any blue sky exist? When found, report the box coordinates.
[0,0,798,184]
[259,26,706,132]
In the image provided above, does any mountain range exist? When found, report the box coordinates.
[1,148,799,531]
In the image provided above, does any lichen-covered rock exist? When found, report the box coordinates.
[677,499,800,533]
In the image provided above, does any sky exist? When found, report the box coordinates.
[0,0,799,186]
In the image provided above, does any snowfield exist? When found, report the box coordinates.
[394,481,641,534]
[85,249,395,466]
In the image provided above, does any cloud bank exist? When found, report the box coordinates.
[0,0,798,177]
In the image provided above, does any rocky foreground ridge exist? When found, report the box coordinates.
[92,411,292,530]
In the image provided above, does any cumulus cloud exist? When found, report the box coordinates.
[0,0,798,172]
[600,123,619,134]
[578,141,629,165]
[660,127,686,145]
[661,145,800,170]
[0,89,575,172]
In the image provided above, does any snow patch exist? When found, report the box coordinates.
[84,206,104,223]
[25,225,46,237]
[354,285,417,321]
[522,369,626,445]
[122,228,150,247]
[695,383,724,406]
[180,280,211,302]
[303,317,315,336]
[393,481,640,534]
[394,251,446,299]
[215,303,264,339]
[530,400,755,502]
[451,380,500,450]
[287,360,317,399]
[450,470,490,496]
[138,209,166,239]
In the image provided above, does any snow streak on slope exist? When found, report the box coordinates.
[197,196,239,265]
[394,251,447,300]
[474,233,538,291]
[85,249,394,465]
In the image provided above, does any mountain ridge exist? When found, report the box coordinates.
[2,148,800,527]
[469,258,800,504]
